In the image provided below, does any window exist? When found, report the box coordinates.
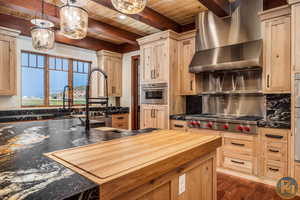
[73,60,89,105]
[21,52,45,106]
[21,51,91,107]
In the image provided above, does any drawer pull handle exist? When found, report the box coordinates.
[231,160,244,165]
[174,124,184,128]
[269,167,279,172]
[117,117,124,120]
[231,142,245,147]
[265,134,283,139]
[269,149,279,153]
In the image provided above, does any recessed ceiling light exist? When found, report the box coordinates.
[118,14,127,20]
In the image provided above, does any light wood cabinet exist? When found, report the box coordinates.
[259,6,291,93]
[97,50,122,97]
[0,27,19,96]
[170,120,187,131]
[259,128,289,180]
[112,113,129,130]
[140,40,168,83]
[141,104,168,129]
[114,152,217,200]
[178,31,202,95]
[290,1,300,72]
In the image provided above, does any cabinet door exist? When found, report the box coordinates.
[264,16,291,93]
[140,105,155,129]
[154,105,168,129]
[111,57,122,97]
[104,57,113,96]
[0,35,16,95]
[141,45,153,83]
[153,41,168,83]
[180,38,197,95]
[292,4,300,72]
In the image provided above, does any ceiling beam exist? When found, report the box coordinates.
[263,0,287,10]
[0,0,141,45]
[0,13,125,52]
[90,0,182,32]
[197,0,230,17]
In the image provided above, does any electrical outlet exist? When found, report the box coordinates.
[178,174,186,195]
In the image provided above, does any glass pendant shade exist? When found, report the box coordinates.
[31,19,55,51]
[111,0,147,14]
[60,5,88,39]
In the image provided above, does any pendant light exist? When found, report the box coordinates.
[60,0,88,40]
[111,0,147,14]
[31,0,55,51]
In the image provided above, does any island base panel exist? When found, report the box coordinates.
[104,151,217,200]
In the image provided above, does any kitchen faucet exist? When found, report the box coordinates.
[85,68,108,131]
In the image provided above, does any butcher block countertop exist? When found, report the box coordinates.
[46,130,222,199]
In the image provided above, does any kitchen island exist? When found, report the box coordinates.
[47,130,221,200]
[0,119,154,200]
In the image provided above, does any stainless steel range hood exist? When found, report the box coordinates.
[189,0,263,73]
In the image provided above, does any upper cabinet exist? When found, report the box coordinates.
[290,0,300,72]
[138,33,170,84]
[97,50,122,97]
[0,27,19,96]
[178,30,202,95]
[259,6,291,93]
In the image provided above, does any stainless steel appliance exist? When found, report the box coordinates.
[189,0,263,73]
[294,73,300,162]
[186,114,262,134]
[141,83,168,105]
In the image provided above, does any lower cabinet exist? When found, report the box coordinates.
[141,105,168,129]
[115,153,216,200]
[259,128,289,180]
[112,113,129,130]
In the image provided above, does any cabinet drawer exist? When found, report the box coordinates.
[223,154,253,174]
[112,114,128,123]
[260,128,289,142]
[262,141,287,162]
[112,122,128,130]
[170,120,187,131]
[223,138,254,156]
[263,160,287,180]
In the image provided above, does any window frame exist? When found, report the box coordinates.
[21,50,91,108]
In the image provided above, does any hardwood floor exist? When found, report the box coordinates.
[217,173,300,200]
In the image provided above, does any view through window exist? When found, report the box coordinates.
[21,51,90,107]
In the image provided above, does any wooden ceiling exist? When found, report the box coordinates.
[0,0,288,53]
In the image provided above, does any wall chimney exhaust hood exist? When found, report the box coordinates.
[189,0,263,73]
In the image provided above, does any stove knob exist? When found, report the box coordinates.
[207,122,213,128]
[243,126,250,132]
[223,124,229,130]
[237,125,243,131]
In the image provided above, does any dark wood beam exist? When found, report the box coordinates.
[90,0,181,32]
[0,13,124,52]
[263,0,287,10]
[0,0,141,45]
[197,0,230,17]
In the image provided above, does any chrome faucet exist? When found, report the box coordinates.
[85,68,108,131]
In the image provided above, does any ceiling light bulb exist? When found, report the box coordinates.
[118,14,127,20]
[111,0,147,14]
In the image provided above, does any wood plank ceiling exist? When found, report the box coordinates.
[0,0,288,53]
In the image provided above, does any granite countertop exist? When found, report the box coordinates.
[0,119,153,200]
[0,107,130,123]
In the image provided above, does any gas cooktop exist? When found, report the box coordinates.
[185,114,263,134]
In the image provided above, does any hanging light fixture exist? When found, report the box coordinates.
[60,0,88,40]
[31,0,55,51]
[111,0,147,14]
